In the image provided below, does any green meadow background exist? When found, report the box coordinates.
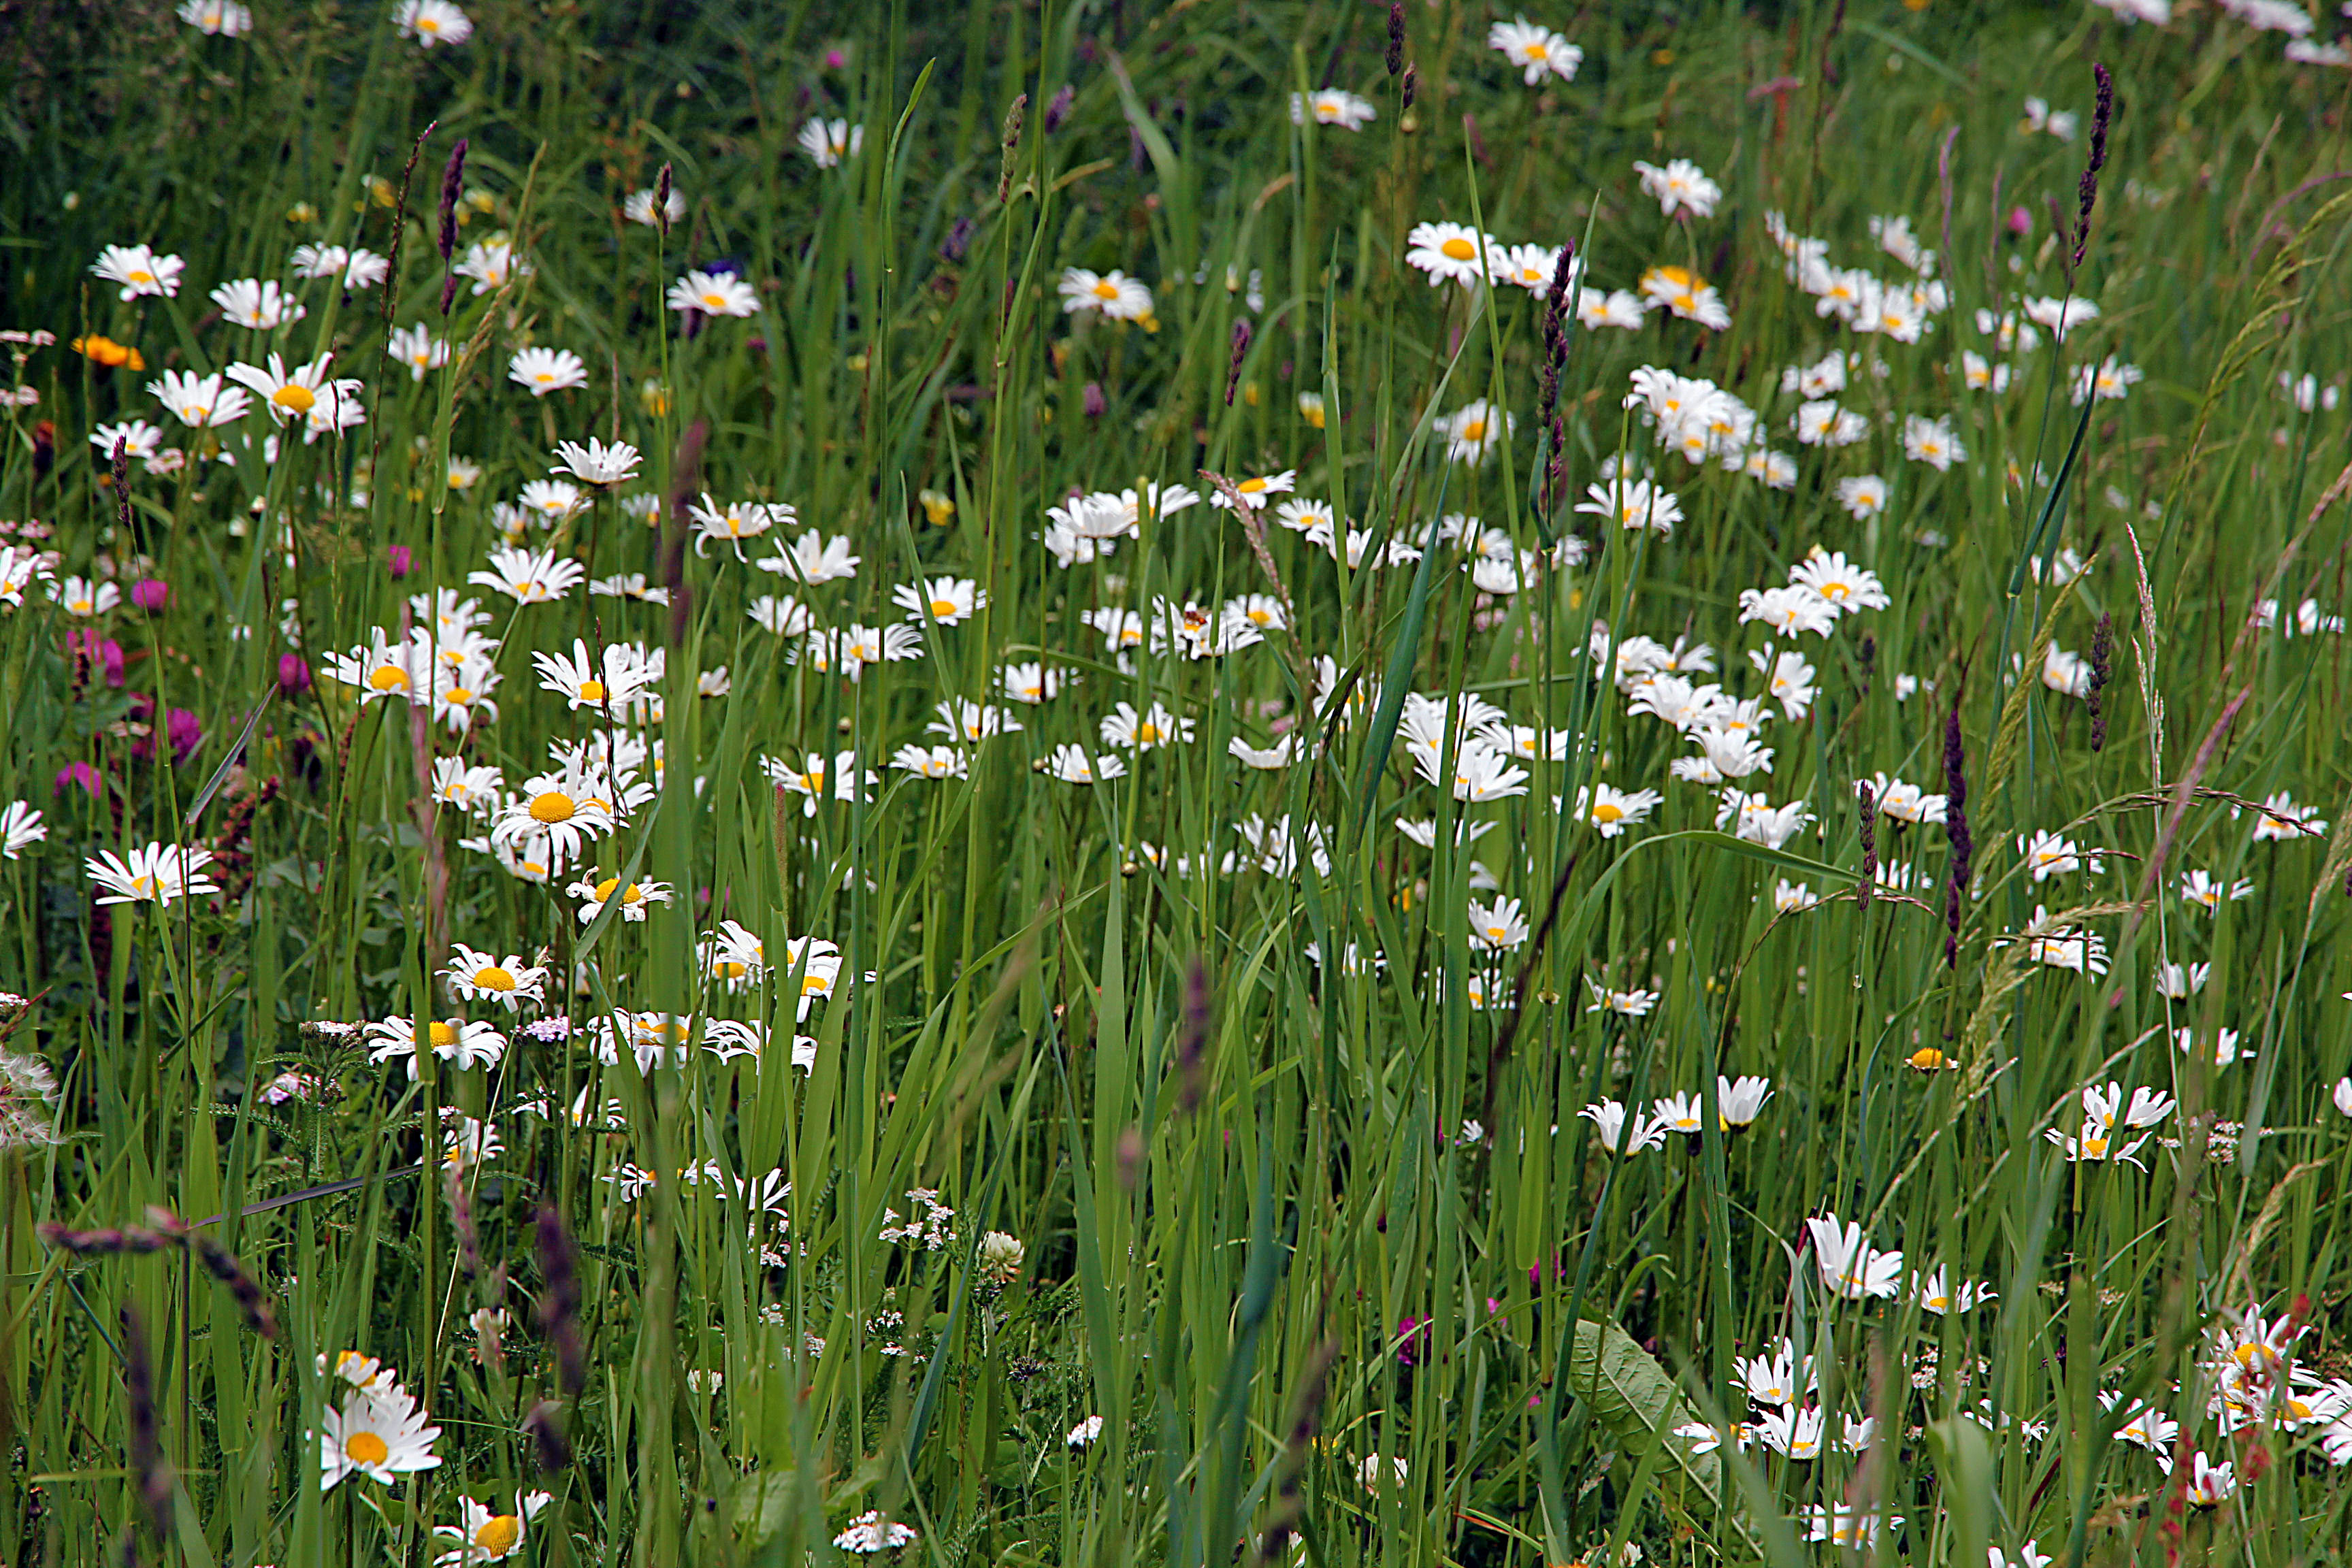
[2,0,2351,1564]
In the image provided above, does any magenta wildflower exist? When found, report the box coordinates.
[69,630,125,687]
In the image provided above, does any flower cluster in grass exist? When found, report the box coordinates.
[2,0,2352,1563]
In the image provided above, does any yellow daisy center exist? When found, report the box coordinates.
[427,1022,458,1047]
[800,974,830,994]
[345,1430,390,1465]
[1091,280,1120,300]
[129,875,157,898]
[69,598,94,614]
[1460,419,1487,442]
[476,1516,522,1556]
[1908,1047,1945,1071]
[701,293,728,310]
[1592,802,1624,823]
[534,372,554,384]
[930,597,958,618]
[416,14,441,31]
[472,965,516,992]
[129,268,154,284]
[529,790,577,823]
[272,384,316,414]
[1486,924,1509,943]
[2083,1136,2109,1158]
[1525,40,1548,57]
[1134,723,1161,745]
[577,679,606,702]
[715,960,749,979]
[1440,238,1477,262]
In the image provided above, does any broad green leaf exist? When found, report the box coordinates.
[1566,1319,1721,1509]
[1929,1415,1996,1568]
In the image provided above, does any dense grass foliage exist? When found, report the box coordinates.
[3,1,2352,1565]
